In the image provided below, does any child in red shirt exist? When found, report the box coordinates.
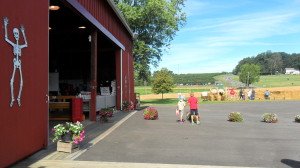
[187,93,200,124]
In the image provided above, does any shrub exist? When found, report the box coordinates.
[228,112,243,122]
[143,107,158,120]
[262,113,278,123]
[295,115,300,123]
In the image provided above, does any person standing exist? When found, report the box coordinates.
[177,98,186,123]
[187,93,200,125]
[264,90,270,100]
[247,89,252,100]
[239,89,244,100]
[251,89,256,100]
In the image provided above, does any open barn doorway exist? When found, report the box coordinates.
[49,0,117,123]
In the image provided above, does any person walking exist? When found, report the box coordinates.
[187,93,200,125]
[177,98,186,123]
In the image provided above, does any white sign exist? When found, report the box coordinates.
[100,87,110,96]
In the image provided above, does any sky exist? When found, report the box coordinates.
[152,0,300,74]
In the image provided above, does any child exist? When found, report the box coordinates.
[177,98,186,123]
[187,93,200,125]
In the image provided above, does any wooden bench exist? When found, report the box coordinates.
[49,96,76,121]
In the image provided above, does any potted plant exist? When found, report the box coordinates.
[228,112,243,122]
[99,107,114,122]
[262,113,278,123]
[143,107,158,120]
[52,121,85,153]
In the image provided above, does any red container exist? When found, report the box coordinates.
[72,98,83,122]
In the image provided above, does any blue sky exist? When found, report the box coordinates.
[152,0,300,74]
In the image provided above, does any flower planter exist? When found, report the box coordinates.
[57,140,79,153]
[143,107,158,120]
[98,108,114,122]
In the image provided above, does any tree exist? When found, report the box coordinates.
[239,64,261,87]
[266,53,283,75]
[114,0,186,81]
[151,68,175,99]
[233,51,300,75]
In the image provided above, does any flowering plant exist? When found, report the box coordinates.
[52,121,85,144]
[122,100,134,111]
[99,108,114,121]
[143,107,158,120]
[262,113,278,123]
[295,115,300,123]
[228,112,243,122]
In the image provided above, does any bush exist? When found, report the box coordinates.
[295,115,300,123]
[228,112,243,122]
[262,113,278,123]
[143,107,158,120]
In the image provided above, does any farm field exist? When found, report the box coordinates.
[136,74,300,101]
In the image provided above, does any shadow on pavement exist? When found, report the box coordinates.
[281,159,300,168]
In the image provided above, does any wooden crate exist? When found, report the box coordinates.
[57,141,79,153]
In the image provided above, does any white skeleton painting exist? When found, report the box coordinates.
[3,17,28,107]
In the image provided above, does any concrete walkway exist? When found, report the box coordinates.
[19,160,262,168]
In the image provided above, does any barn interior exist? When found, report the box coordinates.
[49,0,117,120]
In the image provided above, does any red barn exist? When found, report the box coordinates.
[0,0,135,167]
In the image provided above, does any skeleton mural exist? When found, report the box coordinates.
[3,17,28,107]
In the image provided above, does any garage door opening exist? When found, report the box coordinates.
[49,0,117,123]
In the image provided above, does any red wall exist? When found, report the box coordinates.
[77,0,133,51]
[0,0,49,167]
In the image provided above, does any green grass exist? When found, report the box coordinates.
[214,74,300,88]
[135,85,211,95]
[255,75,300,87]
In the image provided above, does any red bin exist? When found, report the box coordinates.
[72,98,83,122]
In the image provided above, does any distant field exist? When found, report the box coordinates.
[135,85,212,95]
[255,75,300,87]
[215,74,300,88]
[135,74,300,96]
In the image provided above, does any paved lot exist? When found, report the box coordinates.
[76,101,300,168]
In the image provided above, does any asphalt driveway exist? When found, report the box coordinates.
[76,101,300,168]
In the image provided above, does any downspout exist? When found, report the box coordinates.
[120,49,123,110]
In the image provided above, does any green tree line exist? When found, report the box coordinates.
[173,73,224,85]
[233,51,300,75]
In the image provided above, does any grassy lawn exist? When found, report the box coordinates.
[255,75,300,87]
[135,85,213,95]
[215,74,300,88]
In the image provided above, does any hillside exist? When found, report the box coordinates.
[214,74,300,88]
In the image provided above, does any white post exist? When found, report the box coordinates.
[120,49,123,110]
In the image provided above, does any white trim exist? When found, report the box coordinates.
[120,49,123,110]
